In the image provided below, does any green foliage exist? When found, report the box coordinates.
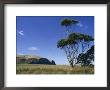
[77,53,90,66]
[68,33,94,42]
[57,39,68,48]
[68,33,79,45]
[77,45,94,66]
[86,45,94,61]
[83,35,94,42]
[61,18,79,27]
[57,33,94,48]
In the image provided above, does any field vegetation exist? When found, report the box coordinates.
[17,64,94,74]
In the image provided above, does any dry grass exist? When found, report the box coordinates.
[16,64,94,74]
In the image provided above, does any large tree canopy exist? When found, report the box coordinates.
[57,32,94,67]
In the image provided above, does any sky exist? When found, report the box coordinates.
[16,16,94,65]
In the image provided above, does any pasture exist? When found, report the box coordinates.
[16,64,94,74]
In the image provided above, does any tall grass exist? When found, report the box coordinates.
[16,64,94,74]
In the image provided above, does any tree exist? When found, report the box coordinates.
[57,36,78,67]
[57,18,94,68]
[57,32,94,67]
[77,45,94,66]
[61,18,78,27]
[61,18,78,36]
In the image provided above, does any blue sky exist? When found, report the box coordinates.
[16,16,94,65]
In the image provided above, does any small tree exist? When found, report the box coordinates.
[77,45,94,66]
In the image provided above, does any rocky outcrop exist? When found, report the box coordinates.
[16,55,56,65]
[51,60,56,65]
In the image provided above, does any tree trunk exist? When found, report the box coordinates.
[70,63,74,68]
[69,61,74,68]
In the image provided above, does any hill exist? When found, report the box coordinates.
[16,54,56,65]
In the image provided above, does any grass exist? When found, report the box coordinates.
[16,64,94,74]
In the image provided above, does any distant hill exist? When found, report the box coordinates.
[16,55,56,65]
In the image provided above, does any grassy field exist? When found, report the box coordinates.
[16,64,94,74]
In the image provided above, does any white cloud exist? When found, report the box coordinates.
[28,47,38,51]
[77,23,83,27]
[18,30,24,36]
